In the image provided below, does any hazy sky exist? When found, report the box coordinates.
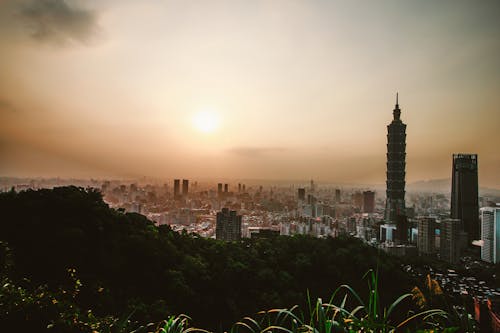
[0,0,499,187]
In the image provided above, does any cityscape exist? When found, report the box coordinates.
[2,97,499,330]
[1,0,499,332]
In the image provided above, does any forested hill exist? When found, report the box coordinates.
[0,186,413,331]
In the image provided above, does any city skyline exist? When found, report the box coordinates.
[0,0,499,188]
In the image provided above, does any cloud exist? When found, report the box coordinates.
[228,146,286,157]
[18,0,99,45]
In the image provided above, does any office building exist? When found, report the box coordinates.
[417,217,436,254]
[335,189,341,203]
[174,179,181,199]
[182,179,189,196]
[451,153,479,243]
[481,207,500,263]
[238,183,241,193]
[395,215,409,244]
[380,224,397,242]
[353,192,363,209]
[298,188,306,201]
[440,218,461,264]
[363,191,375,213]
[224,184,228,193]
[216,208,242,241]
[385,94,406,223]
[217,183,223,196]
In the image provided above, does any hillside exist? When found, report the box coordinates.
[0,186,415,331]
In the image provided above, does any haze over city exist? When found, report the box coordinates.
[0,0,499,188]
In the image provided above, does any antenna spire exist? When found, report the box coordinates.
[393,92,401,120]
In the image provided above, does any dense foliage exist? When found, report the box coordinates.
[0,186,415,331]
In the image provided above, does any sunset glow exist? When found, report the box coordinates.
[0,0,498,187]
[192,108,221,134]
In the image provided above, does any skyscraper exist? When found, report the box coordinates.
[335,189,341,203]
[353,191,363,210]
[182,179,189,196]
[216,208,242,241]
[385,94,406,224]
[417,217,436,255]
[480,207,500,263]
[440,218,461,264]
[217,183,223,196]
[174,179,181,199]
[298,188,306,201]
[363,191,375,213]
[451,154,479,243]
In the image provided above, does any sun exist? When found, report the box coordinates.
[192,108,220,133]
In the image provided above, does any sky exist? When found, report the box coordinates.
[0,0,499,187]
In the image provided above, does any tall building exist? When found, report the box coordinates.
[238,183,241,193]
[335,189,341,203]
[440,218,461,264]
[363,191,375,213]
[298,188,306,201]
[481,207,500,263]
[385,94,406,224]
[380,224,397,242]
[173,179,181,198]
[217,183,223,196]
[417,217,436,254]
[353,192,363,209]
[182,179,189,196]
[224,184,228,193]
[395,215,409,244]
[216,208,242,241]
[451,154,479,243]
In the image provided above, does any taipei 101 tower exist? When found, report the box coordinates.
[385,93,406,224]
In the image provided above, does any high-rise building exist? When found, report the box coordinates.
[224,184,228,193]
[363,191,375,213]
[353,192,363,210]
[174,179,181,198]
[238,183,241,193]
[335,189,341,203]
[298,188,306,201]
[216,208,242,241]
[481,207,500,263]
[380,224,397,242]
[385,94,406,223]
[395,215,409,244]
[217,183,223,196]
[451,154,479,243]
[440,218,461,264]
[182,179,189,196]
[418,217,436,254]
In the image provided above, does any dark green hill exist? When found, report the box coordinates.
[0,186,413,331]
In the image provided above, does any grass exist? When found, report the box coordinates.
[229,269,448,333]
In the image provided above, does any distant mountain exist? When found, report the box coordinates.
[407,178,451,193]
[408,178,500,197]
